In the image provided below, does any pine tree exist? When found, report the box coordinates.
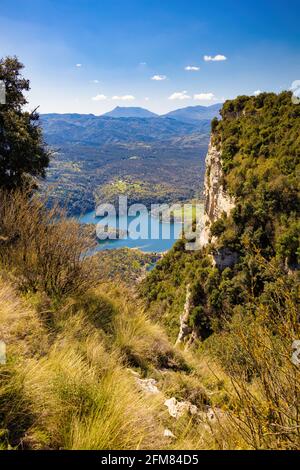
[0,56,50,189]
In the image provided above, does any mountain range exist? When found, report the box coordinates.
[101,104,221,122]
[41,104,221,146]
[41,114,203,146]
[163,103,221,123]
[40,104,220,215]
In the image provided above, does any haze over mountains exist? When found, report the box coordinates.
[41,104,221,145]
[101,104,221,122]
[41,114,203,146]
[163,103,221,123]
[103,106,158,118]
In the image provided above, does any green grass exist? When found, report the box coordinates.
[0,274,256,450]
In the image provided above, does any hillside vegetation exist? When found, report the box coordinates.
[144,92,299,332]
[212,91,300,266]
[142,92,300,449]
[0,191,244,450]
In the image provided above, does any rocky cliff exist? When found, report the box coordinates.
[199,140,235,248]
[199,140,238,269]
[143,91,299,352]
[178,140,237,344]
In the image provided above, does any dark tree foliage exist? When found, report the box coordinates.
[0,56,50,189]
[213,91,300,265]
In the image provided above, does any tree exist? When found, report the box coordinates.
[0,56,50,189]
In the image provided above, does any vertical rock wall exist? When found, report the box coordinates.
[199,141,235,248]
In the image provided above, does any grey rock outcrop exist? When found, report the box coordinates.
[136,377,160,394]
[175,285,193,345]
[199,140,237,269]
[200,141,235,248]
[164,397,198,419]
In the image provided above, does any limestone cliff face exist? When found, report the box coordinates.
[200,141,235,247]
[176,140,237,344]
[199,140,237,269]
[175,284,192,346]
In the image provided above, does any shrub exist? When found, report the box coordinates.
[206,258,300,449]
[210,218,226,237]
[0,189,96,299]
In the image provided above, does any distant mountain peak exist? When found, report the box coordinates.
[162,104,221,124]
[102,106,158,118]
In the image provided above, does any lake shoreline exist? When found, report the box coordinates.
[78,209,186,253]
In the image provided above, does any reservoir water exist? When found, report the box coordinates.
[79,210,184,253]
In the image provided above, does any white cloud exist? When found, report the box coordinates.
[204,54,227,62]
[253,90,262,96]
[140,62,147,65]
[92,94,107,101]
[290,80,300,104]
[145,97,150,101]
[76,63,82,67]
[194,93,216,101]
[290,80,300,92]
[185,65,200,71]
[112,95,135,101]
[168,91,191,100]
[151,75,167,81]
[92,79,100,84]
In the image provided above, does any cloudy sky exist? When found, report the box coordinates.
[0,0,299,114]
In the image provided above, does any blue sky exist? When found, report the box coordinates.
[0,0,299,114]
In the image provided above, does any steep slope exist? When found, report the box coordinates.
[1,93,300,450]
[140,92,300,449]
[199,141,235,249]
[142,91,300,339]
[0,190,239,450]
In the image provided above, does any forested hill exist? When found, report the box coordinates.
[211,91,300,265]
[103,106,158,118]
[139,93,300,449]
[142,90,299,342]
[163,103,221,124]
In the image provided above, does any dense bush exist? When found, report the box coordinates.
[213,91,300,264]
[0,57,49,189]
[206,257,300,449]
[0,189,96,299]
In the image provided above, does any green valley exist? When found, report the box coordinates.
[40,113,212,215]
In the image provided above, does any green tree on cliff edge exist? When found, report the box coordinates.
[0,56,49,189]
